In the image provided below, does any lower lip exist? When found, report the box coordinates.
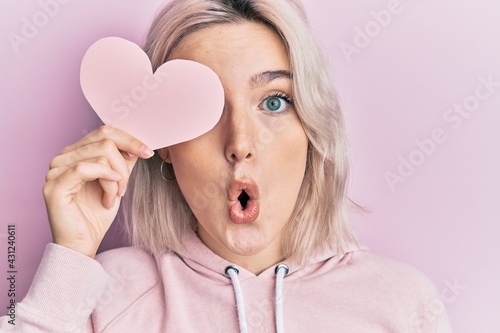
[228,199,259,224]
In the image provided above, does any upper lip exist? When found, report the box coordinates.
[227,179,260,202]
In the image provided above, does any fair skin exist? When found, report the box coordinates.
[43,22,308,274]
[162,22,309,273]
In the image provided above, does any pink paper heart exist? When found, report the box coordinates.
[80,37,224,149]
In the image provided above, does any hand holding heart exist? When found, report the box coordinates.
[43,37,224,257]
[43,127,152,258]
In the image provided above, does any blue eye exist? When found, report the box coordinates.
[259,94,293,114]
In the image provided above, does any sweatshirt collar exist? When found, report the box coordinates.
[172,230,361,282]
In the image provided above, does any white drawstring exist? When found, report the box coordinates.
[225,266,248,333]
[225,264,289,333]
[275,264,289,333]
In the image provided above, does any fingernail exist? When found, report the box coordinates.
[112,171,122,180]
[127,152,136,158]
[140,145,154,158]
[119,187,127,197]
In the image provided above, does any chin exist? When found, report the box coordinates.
[226,226,269,256]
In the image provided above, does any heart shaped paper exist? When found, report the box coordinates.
[80,37,224,149]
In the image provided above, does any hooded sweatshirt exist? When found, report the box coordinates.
[0,231,452,332]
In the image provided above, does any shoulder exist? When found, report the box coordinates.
[349,250,437,295]
[91,247,164,330]
[94,246,161,294]
[345,249,452,332]
[95,246,158,278]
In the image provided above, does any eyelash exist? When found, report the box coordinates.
[259,91,295,115]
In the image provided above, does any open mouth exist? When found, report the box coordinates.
[237,190,250,210]
[228,179,260,224]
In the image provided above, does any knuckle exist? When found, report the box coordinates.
[97,125,113,137]
[42,182,52,197]
[45,166,65,182]
[94,156,109,166]
[59,145,71,155]
[45,168,55,182]
[99,139,116,153]
[48,157,59,170]
[72,162,87,175]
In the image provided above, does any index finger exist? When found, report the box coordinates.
[61,125,155,159]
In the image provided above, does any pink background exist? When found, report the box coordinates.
[1,0,499,331]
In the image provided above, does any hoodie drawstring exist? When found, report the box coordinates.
[225,264,289,333]
[274,264,289,333]
[225,266,249,333]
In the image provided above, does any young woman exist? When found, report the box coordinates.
[1,0,452,332]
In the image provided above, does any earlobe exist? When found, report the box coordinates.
[158,148,172,163]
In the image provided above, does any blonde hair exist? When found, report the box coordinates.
[123,0,356,265]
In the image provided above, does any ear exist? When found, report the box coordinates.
[157,147,172,163]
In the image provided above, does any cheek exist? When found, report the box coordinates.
[272,121,308,171]
[169,145,206,199]
[264,120,309,206]
[168,141,225,214]
[170,145,201,181]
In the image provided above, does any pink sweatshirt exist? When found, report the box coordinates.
[1,231,452,332]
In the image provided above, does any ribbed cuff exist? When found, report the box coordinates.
[19,243,111,329]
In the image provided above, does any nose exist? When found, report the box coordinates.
[222,104,256,164]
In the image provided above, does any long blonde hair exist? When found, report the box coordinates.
[123,0,356,265]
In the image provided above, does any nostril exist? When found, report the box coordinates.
[237,190,250,209]
[226,145,254,163]
[230,152,251,160]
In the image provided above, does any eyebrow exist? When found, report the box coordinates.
[249,70,293,88]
